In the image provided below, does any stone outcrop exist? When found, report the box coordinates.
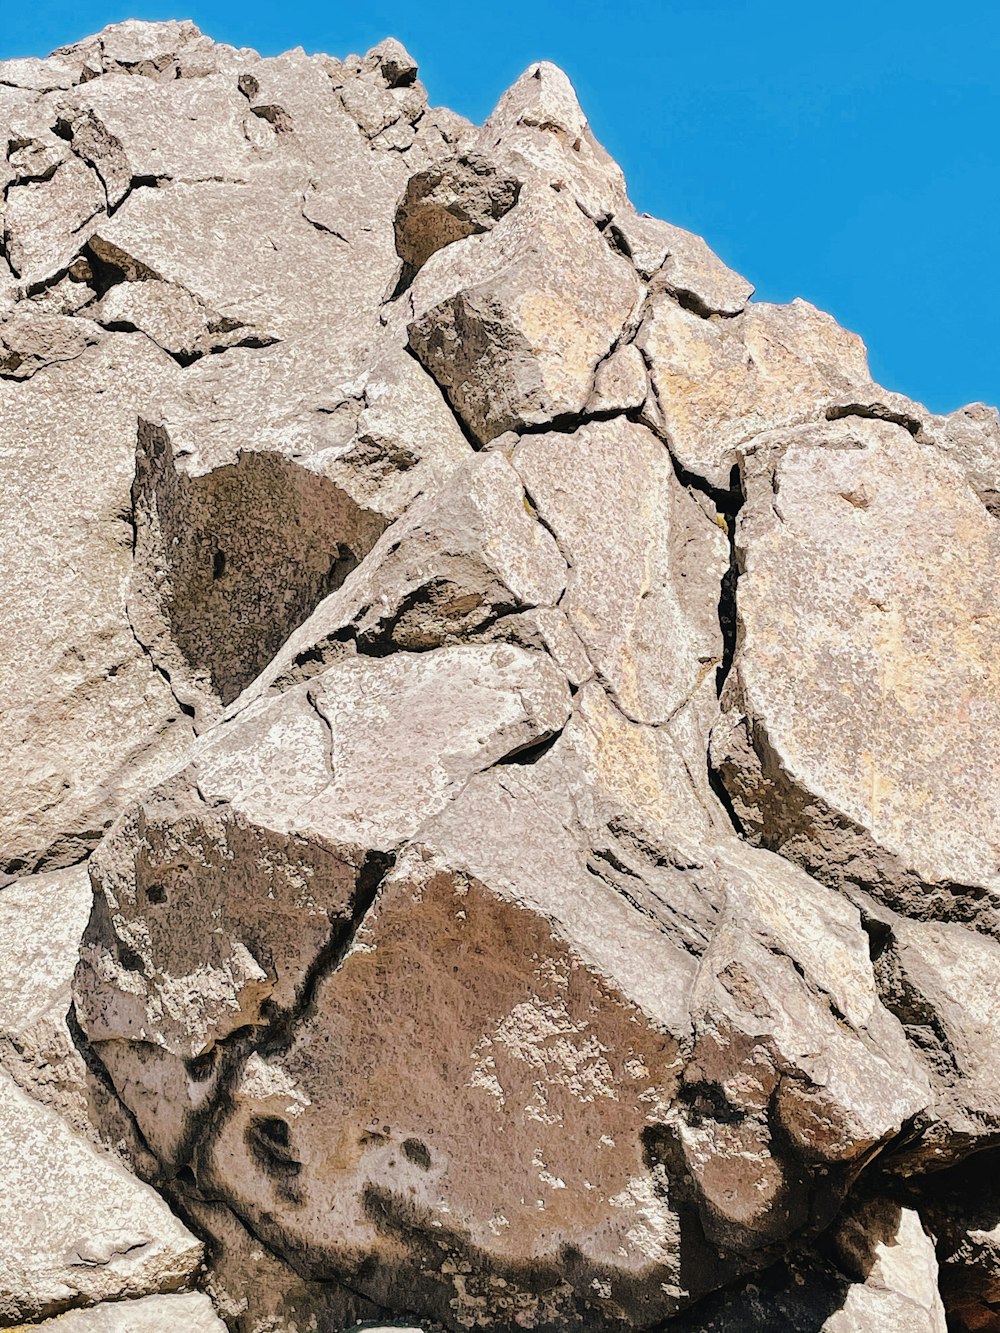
[0,1068,203,1324]
[1,17,999,1333]
[12,1292,227,1331]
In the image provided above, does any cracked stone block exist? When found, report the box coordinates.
[126,419,387,720]
[0,337,193,881]
[394,152,521,274]
[512,417,728,725]
[407,183,643,444]
[0,310,100,378]
[2,18,999,1333]
[63,70,265,185]
[608,210,754,314]
[859,899,1000,1168]
[711,416,1000,937]
[77,643,925,1328]
[0,1067,202,1323]
[920,1154,1000,1333]
[236,448,569,700]
[480,60,628,223]
[0,863,92,1130]
[636,296,877,490]
[667,1197,948,1332]
[3,157,106,286]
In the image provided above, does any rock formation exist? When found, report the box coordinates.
[1,18,999,1333]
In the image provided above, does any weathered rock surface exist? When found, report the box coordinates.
[0,1067,202,1323]
[1,16,998,1333]
[10,1291,227,1331]
[711,417,1000,933]
[920,1154,1000,1332]
[0,337,192,882]
[406,183,643,444]
[0,864,92,1127]
[636,297,877,491]
[669,1197,949,1331]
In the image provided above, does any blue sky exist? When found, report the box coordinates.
[5,1,998,415]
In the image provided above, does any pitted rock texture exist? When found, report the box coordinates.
[2,17,999,1333]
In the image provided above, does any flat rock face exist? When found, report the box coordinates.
[0,1068,202,1323]
[511,417,727,724]
[13,1291,227,1331]
[0,338,191,881]
[711,418,1000,930]
[0,864,93,1128]
[1,16,998,1333]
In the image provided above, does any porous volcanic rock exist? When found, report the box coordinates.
[0,16,997,1333]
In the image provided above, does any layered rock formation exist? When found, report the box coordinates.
[2,18,999,1333]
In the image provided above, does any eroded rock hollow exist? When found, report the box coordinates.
[2,19,999,1333]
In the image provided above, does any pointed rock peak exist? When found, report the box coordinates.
[481,59,628,221]
[486,59,589,140]
[361,36,419,88]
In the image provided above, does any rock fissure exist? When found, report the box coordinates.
[3,20,997,1333]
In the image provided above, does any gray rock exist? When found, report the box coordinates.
[3,157,106,285]
[186,1193,384,1333]
[19,1291,227,1331]
[861,900,1000,1166]
[0,1067,202,1323]
[236,448,567,698]
[919,1155,1000,1333]
[394,153,521,274]
[0,310,99,378]
[480,60,628,222]
[712,417,1000,933]
[0,864,92,1129]
[77,641,926,1328]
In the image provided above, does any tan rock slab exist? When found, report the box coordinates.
[0,863,92,1128]
[637,296,876,489]
[8,1291,227,1331]
[712,417,1000,931]
[0,1068,202,1323]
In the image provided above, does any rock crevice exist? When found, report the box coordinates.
[1,18,999,1333]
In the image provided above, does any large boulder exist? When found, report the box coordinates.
[711,417,1000,934]
[76,650,928,1329]
[2,17,998,1333]
[0,1068,203,1323]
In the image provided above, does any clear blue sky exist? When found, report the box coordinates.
[5,1,998,415]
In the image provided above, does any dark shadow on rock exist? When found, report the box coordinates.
[129,420,387,714]
[911,1150,1000,1333]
